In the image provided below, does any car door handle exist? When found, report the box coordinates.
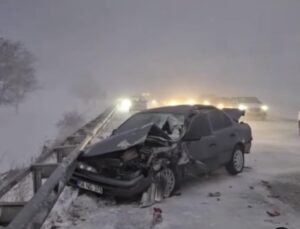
[209,143,217,148]
[230,133,236,138]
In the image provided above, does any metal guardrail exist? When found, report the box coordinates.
[0,149,59,199]
[0,106,116,229]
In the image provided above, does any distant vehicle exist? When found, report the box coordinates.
[131,95,148,112]
[116,95,148,113]
[71,105,252,200]
[213,97,235,110]
[231,97,269,120]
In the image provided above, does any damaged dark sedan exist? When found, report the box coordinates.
[70,105,252,205]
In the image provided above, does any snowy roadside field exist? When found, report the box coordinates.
[43,119,300,229]
[0,89,108,173]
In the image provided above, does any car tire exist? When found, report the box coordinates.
[156,166,180,198]
[226,146,245,175]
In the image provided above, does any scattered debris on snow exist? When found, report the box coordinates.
[266,208,281,217]
[150,208,163,228]
[208,192,221,198]
[261,180,273,189]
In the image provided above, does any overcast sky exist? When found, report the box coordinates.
[0,0,300,116]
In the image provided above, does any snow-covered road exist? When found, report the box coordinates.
[51,118,300,229]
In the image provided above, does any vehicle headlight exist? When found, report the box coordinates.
[238,104,248,111]
[117,98,132,112]
[203,100,211,105]
[185,99,197,105]
[77,162,97,173]
[167,100,180,106]
[217,103,224,109]
[150,99,158,107]
[261,105,269,111]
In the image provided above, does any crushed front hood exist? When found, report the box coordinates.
[82,123,171,158]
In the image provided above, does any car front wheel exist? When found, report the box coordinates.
[156,167,177,198]
[226,146,245,175]
[156,164,184,198]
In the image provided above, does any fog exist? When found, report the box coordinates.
[0,0,300,170]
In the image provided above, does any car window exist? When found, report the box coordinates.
[115,113,185,135]
[208,110,232,131]
[186,114,212,139]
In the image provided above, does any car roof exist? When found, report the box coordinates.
[232,97,261,103]
[140,105,215,115]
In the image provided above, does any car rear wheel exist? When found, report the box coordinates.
[226,146,244,175]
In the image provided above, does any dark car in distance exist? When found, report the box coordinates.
[71,105,252,201]
[231,97,269,120]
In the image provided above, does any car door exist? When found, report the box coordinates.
[208,110,237,165]
[184,114,219,170]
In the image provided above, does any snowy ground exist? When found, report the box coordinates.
[44,117,300,229]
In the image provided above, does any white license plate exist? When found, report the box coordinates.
[77,180,103,194]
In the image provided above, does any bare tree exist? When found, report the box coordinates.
[71,74,106,106]
[0,37,37,112]
[56,110,85,141]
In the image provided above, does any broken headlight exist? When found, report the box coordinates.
[77,162,97,173]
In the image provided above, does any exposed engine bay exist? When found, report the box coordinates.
[79,135,182,182]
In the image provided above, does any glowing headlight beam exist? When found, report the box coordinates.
[186,99,197,105]
[117,98,132,112]
[238,104,248,111]
[168,100,179,106]
[217,103,224,109]
[203,100,211,105]
[150,99,158,107]
[261,105,269,111]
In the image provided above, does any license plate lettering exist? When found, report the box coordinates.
[77,181,103,194]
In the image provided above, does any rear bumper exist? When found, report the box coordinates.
[70,170,151,198]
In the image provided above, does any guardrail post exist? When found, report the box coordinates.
[32,164,58,193]
[32,168,42,194]
[56,151,63,163]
